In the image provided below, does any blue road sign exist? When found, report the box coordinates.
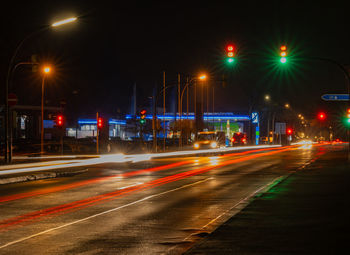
[321,94,349,101]
[251,112,259,124]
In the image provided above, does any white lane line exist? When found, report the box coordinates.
[0,178,212,250]
[166,175,286,254]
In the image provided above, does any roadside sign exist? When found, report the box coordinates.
[8,93,18,107]
[321,94,349,101]
[275,122,286,135]
[251,112,259,124]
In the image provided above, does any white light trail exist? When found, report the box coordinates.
[0,145,281,176]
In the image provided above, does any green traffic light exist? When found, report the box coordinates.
[280,57,287,63]
[140,119,146,125]
[227,57,234,63]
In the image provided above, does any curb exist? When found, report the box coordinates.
[0,169,88,185]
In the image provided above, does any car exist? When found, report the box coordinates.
[193,131,225,149]
[230,132,247,146]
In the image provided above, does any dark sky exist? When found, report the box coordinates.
[1,1,349,121]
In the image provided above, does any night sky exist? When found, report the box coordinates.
[1,1,349,123]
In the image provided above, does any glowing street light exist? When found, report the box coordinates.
[285,103,290,109]
[43,66,51,74]
[52,17,77,27]
[264,95,270,101]
[199,74,207,80]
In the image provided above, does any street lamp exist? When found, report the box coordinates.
[3,16,77,163]
[41,66,51,155]
[52,17,77,27]
[178,74,207,147]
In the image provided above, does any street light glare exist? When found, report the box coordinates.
[43,66,51,74]
[52,17,77,27]
[265,95,270,101]
[199,75,207,80]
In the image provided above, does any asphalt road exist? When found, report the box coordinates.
[0,144,330,254]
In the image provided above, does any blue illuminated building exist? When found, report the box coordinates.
[68,112,259,144]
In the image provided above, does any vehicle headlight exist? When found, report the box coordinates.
[194,143,199,149]
[210,141,217,148]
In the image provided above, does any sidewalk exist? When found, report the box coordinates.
[186,148,350,254]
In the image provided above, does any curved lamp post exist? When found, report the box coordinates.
[4,16,77,162]
[179,74,207,147]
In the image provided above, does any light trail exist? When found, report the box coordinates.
[0,178,212,250]
[0,146,295,231]
[0,146,292,204]
[0,145,280,176]
[0,161,191,203]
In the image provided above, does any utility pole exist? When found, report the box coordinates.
[178,74,181,148]
[152,86,157,152]
[41,75,45,155]
[163,71,166,152]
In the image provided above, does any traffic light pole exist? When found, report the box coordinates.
[61,128,64,155]
[310,57,350,161]
[96,112,99,154]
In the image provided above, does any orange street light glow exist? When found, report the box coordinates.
[43,66,51,74]
[199,75,207,80]
[52,17,77,27]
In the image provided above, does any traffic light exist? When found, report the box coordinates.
[140,109,146,125]
[226,44,235,63]
[55,115,64,128]
[286,128,293,135]
[346,108,350,126]
[317,112,326,121]
[97,117,103,130]
[280,45,287,63]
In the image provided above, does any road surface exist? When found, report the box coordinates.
[0,144,335,254]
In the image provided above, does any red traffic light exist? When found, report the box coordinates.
[140,109,146,115]
[317,112,326,121]
[227,45,234,52]
[286,128,293,135]
[97,117,103,130]
[56,115,64,127]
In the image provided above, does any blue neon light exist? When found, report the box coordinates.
[125,113,250,121]
[78,119,126,125]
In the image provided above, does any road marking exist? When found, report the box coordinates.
[166,175,286,254]
[0,178,212,250]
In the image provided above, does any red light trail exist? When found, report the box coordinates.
[0,146,296,231]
